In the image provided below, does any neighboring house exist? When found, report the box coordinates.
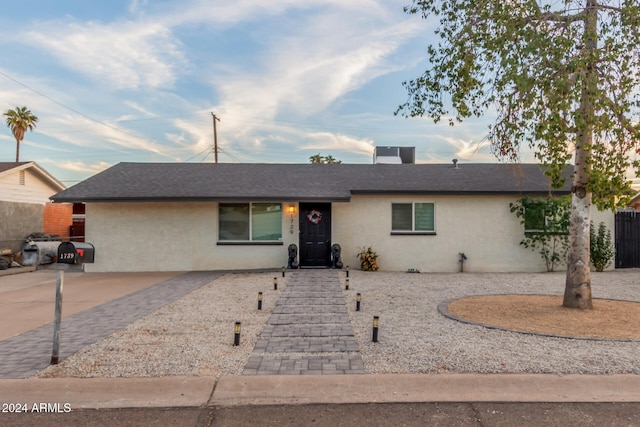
[628,191,640,211]
[50,161,614,273]
[0,162,67,253]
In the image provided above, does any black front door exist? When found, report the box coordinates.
[299,203,331,267]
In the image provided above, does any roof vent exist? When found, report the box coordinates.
[452,158,459,168]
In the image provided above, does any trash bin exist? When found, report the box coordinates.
[22,241,39,266]
[21,240,60,266]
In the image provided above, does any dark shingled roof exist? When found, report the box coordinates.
[50,162,572,203]
[0,162,30,173]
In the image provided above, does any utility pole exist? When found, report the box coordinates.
[211,113,220,163]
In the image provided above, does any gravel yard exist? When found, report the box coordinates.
[37,269,640,380]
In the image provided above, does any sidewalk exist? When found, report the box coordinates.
[0,373,639,410]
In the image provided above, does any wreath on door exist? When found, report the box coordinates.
[306,209,323,224]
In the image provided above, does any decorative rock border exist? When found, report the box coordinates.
[437,295,640,343]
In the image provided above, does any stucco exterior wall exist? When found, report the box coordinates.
[332,195,615,273]
[0,201,43,252]
[83,197,614,273]
[85,202,299,272]
[331,195,535,272]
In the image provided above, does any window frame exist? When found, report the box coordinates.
[217,202,284,245]
[390,202,436,235]
[523,206,569,236]
[523,208,547,234]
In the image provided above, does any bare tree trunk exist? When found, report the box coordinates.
[563,0,597,309]
[564,175,592,308]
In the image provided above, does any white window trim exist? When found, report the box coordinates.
[390,202,436,235]
[217,202,284,245]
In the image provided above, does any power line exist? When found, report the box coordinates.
[1,70,472,142]
[0,70,179,146]
[217,146,245,163]
[183,146,212,162]
[0,70,121,132]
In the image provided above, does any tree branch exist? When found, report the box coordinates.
[525,0,586,24]
[596,4,622,13]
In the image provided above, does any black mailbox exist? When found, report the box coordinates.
[57,242,95,264]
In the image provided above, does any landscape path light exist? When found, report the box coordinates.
[233,321,241,346]
[356,293,361,311]
[372,316,379,342]
[273,277,278,290]
[258,292,263,310]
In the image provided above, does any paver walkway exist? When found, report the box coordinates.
[0,271,223,379]
[244,269,364,375]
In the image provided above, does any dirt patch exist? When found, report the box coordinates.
[446,295,640,340]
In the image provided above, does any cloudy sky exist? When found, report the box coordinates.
[0,0,503,185]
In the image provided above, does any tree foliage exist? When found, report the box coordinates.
[397,0,640,210]
[309,153,342,164]
[510,196,571,272]
[398,0,640,308]
[4,106,39,162]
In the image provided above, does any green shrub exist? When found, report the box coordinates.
[590,221,615,272]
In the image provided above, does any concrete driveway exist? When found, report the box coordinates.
[0,269,181,340]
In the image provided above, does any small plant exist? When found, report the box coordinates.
[590,221,615,272]
[357,246,379,271]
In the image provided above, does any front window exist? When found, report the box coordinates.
[518,197,570,235]
[391,202,435,233]
[524,209,547,233]
[219,203,282,242]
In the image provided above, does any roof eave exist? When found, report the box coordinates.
[350,190,571,196]
[51,195,353,203]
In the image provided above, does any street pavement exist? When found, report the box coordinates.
[0,268,639,426]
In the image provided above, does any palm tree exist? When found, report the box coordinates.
[323,155,342,164]
[4,106,38,162]
[309,153,342,164]
[309,153,324,164]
